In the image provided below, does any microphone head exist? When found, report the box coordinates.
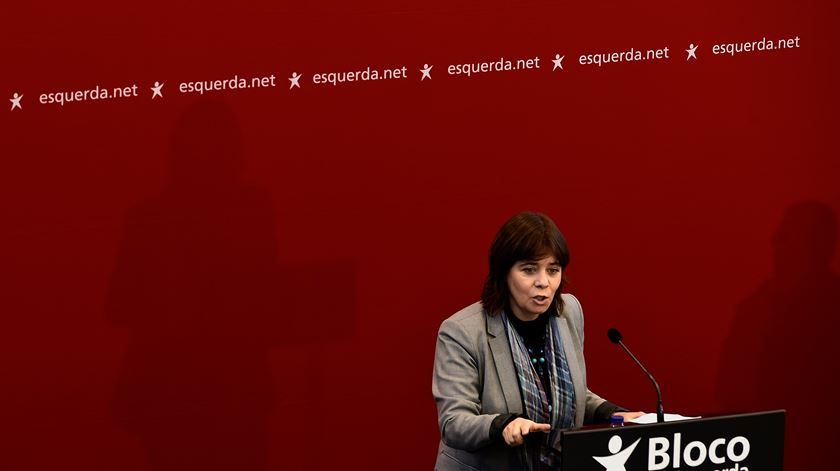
[607,328,623,344]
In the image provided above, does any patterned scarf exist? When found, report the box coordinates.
[502,310,576,445]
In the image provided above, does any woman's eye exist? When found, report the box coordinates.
[548,268,561,275]
[522,266,536,274]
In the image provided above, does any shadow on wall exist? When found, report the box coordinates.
[105,101,357,470]
[718,200,840,471]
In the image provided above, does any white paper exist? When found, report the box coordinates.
[627,413,700,424]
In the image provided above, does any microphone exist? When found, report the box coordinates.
[607,328,664,423]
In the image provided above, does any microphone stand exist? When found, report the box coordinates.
[615,338,664,423]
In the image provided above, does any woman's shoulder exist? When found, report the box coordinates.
[560,293,584,320]
[437,302,488,355]
[438,302,486,336]
[560,292,581,307]
[442,301,485,326]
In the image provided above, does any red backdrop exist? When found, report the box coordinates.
[2,0,838,469]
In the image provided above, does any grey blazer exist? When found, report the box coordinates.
[432,293,607,471]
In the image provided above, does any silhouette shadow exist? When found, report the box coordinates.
[718,201,840,470]
[106,101,357,470]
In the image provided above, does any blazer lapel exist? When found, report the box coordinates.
[486,313,523,415]
[555,314,586,427]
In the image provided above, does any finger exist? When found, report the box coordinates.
[532,423,551,432]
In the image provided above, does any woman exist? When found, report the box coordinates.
[432,212,642,470]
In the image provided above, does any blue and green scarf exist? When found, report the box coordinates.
[502,310,576,445]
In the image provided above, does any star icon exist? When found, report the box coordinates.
[9,92,22,111]
[686,43,698,61]
[552,54,565,71]
[420,64,433,80]
[593,436,641,471]
[151,81,164,99]
[289,72,302,90]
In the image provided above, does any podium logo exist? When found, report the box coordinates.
[649,433,750,470]
[593,435,641,471]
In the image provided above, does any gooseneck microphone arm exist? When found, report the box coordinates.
[607,328,665,423]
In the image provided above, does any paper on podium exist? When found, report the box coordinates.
[628,413,700,424]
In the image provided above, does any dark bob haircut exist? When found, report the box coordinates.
[481,212,570,316]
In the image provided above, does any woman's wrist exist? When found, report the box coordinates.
[489,413,520,441]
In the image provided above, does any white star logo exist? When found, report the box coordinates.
[420,64,433,80]
[9,92,22,111]
[552,54,565,71]
[289,72,302,89]
[686,43,698,61]
[592,436,640,471]
[151,81,164,99]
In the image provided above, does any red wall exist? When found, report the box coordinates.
[2,0,838,469]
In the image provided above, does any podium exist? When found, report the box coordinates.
[558,410,785,471]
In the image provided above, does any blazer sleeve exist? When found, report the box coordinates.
[432,317,498,452]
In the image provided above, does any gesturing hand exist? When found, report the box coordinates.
[502,418,551,446]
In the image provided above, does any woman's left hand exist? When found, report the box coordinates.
[612,411,646,421]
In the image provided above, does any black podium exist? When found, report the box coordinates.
[559,410,785,471]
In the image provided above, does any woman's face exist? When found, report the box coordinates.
[506,255,562,321]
